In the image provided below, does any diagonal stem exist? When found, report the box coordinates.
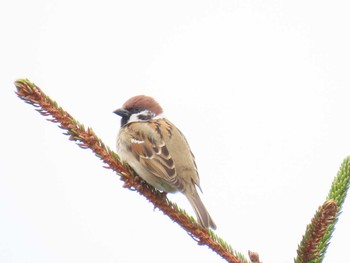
[14,78,248,263]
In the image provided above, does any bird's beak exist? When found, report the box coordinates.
[113,108,130,118]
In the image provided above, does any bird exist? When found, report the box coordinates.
[114,95,217,229]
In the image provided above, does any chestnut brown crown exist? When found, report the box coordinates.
[123,95,163,116]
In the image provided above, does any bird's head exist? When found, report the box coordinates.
[114,95,163,127]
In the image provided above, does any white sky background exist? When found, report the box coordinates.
[1,1,350,262]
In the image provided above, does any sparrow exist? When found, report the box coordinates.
[114,95,217,229]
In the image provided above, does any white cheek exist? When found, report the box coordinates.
[154,113,165,119]
[127,110,153,123]
[128,114,142,123]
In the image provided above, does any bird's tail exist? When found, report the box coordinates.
[185,189,217,230]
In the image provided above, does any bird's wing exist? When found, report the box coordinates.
[126,120,179,186]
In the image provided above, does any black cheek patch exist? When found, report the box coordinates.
[138,114,153,121]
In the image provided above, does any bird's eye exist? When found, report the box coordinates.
[129,108,142,114]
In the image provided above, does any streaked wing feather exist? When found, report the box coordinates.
[128,123,176,182]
